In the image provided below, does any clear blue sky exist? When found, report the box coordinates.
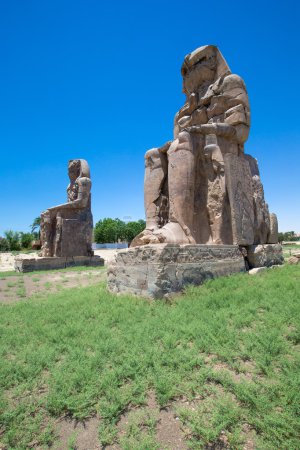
[1,0,299,235]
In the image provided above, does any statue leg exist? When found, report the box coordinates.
[162,131,196,243]
[131,147,168,247]
[144,148,168,230]
[205,135,227,244]
[145,131,196,244]
[54,213,63,257]
[40,211,52,257]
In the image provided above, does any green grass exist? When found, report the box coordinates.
[0,266,299,449]
[282,244,300,259]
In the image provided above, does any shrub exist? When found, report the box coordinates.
[0,237,9,251]
[20,232,34,249]
[4,230,21,251]
[94,218,146,244]
[124,220,146,243]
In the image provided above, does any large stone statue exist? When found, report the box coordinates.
[108,45,282,298]
[132,45,277,248]
[15,159,104,272]
[40,159,93,257]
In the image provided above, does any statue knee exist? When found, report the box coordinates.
[145,148,166,170]
[168,131,193,155]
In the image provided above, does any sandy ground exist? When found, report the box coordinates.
[0,249,120,272]
[0,268,107,304]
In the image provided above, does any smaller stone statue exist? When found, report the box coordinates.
[40,159,93,257]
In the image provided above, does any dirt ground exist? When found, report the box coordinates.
[0,268,106,304]
[53,387,256,449]
[0,249,119,273]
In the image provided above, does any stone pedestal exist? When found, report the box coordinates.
[14,255,104,273]
[107,244,246,299]
[246,244,283,268]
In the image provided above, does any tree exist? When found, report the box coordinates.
[94,218,126,243]
[4,230,21,251]
[124,220,146,243]
[278,231,299,242]
[31,217,41,238]
[0,238,9,251]
[20,232,34,249]
[94,218,145,244]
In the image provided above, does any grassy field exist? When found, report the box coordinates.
[282,244,300,260]
[0,265,299,449]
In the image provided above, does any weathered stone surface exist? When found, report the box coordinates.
[287,255,300,265]
[245,154,270,244]
[131,45,279,249]
[224,153,254,245]
[119,45,283,297]
[268,213,279,244]
[14,255,104,273]
[40,159,94,258]
[107,244,245,299]
[246,244,284,268]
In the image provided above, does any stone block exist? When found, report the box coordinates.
[268,213,279,244]
[288,256,300,265]
[14,255,104,273]
[248,267,267,275]
[107,244,246,299]
[246,244,283,268]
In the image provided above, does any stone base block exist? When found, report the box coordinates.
[107,244,246,299]
[246,244,283,268]
[14,255,104,273]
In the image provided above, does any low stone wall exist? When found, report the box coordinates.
[14,255,104,273]
[107,244,246,299]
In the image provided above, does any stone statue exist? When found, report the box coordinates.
[132,45,278,247]
[40,159,94,257]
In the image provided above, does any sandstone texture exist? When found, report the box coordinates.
[131,45,279,248]
[40,159,94,258]
[287,254,300,265]
[14,255,104,273]
[109,45,282,297]
[246,244,284,268]
[107,244,245,299]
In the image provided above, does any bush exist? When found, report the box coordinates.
[4,230,21,251]
[94,218,126,244]
[0,238,9,251]
[94,218,146,244]
[124,220,146,243]
[278,231,300,242]
[20,232,34,249]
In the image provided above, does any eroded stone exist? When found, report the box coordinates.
[107,244,245,298]
[40,159,94,258]
[131,45,280,250]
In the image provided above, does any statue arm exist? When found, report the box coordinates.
[184,123,236,138]
[177,93,198,119]
[189,74,250,143]
[221,74,250,144]
[46,177,91,213]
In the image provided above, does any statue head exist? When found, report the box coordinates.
[181,45,231,95]
[68,159,90,182]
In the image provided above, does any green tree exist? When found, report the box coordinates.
[31,217,41,238]
[278,231,298,242]
[94,218,146,244]
[20,232,34,249]
[0,238,9,251]
[124,220,146,243]
[94,218,126,243]
[4,230,21,251]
